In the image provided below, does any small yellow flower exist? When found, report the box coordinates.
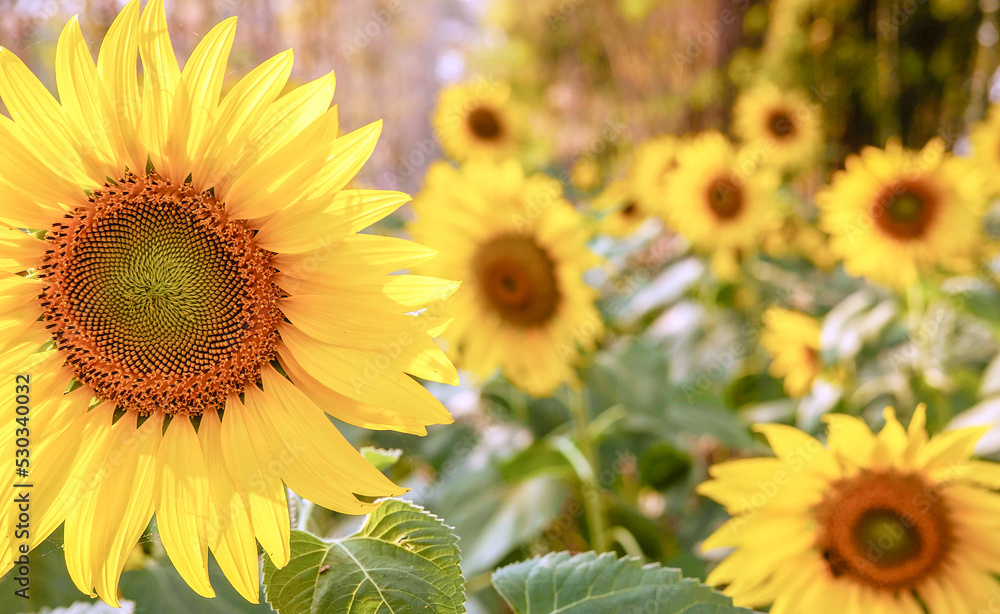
[662,131,781,254]
[699,406,1000,614]
[733,82,822,172]
[433,80,522,161]
[760,308,822,397]
[409,160,603,397]
[629,135,680,216]
[818,138,985,288]
[590,179,648,237]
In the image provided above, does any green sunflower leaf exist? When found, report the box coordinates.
[492,551,759,614]
[262,499,465,614]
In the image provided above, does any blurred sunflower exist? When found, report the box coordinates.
[759,308,822,397]
[662,132,780,272]
[433,80,522,162]
[590,179,649,237]
[733,82,822,171]
[0,1,457,605]
[699,406,1000,614]
[410,160,602,397]
[630,135,680,215]
[818,138,984,288]
[969,104,1000,198]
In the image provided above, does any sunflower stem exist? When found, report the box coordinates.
[565,387,608,553]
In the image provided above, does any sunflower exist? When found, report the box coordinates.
[629,135,680,216]
[0,1,457,605]
[409,160,602,397]
[733,82,822,172]
[590,179,649,237]
[818,138,985,288]
[759,307,822,397]
[969,104,1000,198]
[662,131,781,256]
[698,406,1000,614]
[433,80,522,162]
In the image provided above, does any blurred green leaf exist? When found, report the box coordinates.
[359,447,402,471]
[262,499,464,614]
[0,529,80,614]
[434,464,568,575]
[638,442,691,491]
[120,556,274,614]
[492,551,758,613]
[498,442,574,481]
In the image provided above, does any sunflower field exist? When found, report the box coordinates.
[3,0,1000,613]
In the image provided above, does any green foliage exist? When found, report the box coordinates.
[492,552,758,614]
[359,447,403,471]
[120,558,274,614]
[262,499,465,614]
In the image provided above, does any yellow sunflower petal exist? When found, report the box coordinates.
[253,71,336,161]
[219,395,290,568]
[137,0,181,171]
[278,324,455,421]
[167,17,237,180]
[255,189,409,253]
[155,415,214,598]
[95,0,144,170]
[198,410,260,604]
[0,48,95,186]
[193,49,294,192]
[54,17,118,178]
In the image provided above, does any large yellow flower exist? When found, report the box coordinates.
[818,138,985,288]
[733,82,822,172]
[663,131,781,253]
[969,104,1000,198]
[699,406,1000,614]
[0,1,457,605]
[759,307,822,397]
[409,160,602,397]
[432,80,522,162]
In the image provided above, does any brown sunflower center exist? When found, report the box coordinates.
[467,106,504,141]
[767,110,797,140]
[39,172,283,416]
[706,176,744,220]
[473,234,560,327]
[816,471,951,591]
[873,181,937,240]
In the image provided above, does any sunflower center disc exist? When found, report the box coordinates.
[39,172,283,415]
[816,471,951,591]
[767,110,796,139]
[473,234,560,327]
[467,106,503,140]
[706,176,743,220]
[874,182,936,240]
